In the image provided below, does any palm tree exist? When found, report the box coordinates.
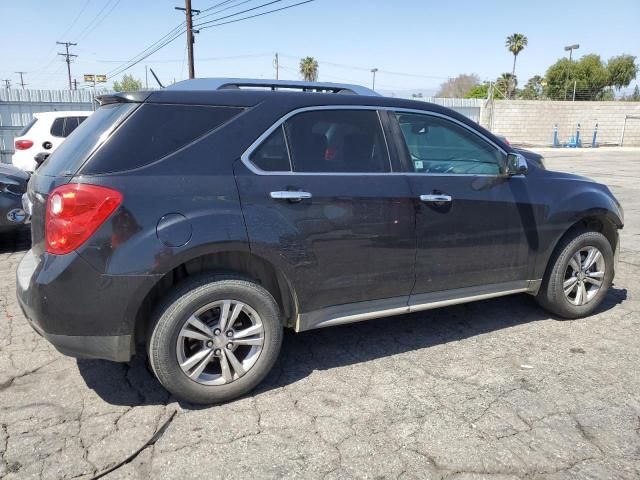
[505,33,528,97]
[496,73,517,99]
[299,57,319,82]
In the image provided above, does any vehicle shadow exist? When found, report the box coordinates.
[0,227,31,253]
[76,286,628,409]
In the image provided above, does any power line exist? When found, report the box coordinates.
[196,0,257,20]
[106,28,186,79]
[199,0,245,14]
[58,0,92,40]
[196,0,315,30]
[106,0,314,80]
[76,0,122,42]
[194,0,285,28]
[73,0,118,41]
[279,53,448,80]
[105,21,187,76]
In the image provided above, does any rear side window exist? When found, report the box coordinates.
[18,118,38,137]
[284,110,390,173]
[84,104,243,174]
[39,103,138,177]
[50,118,65,137]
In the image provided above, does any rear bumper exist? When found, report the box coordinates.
[16,249,159,362]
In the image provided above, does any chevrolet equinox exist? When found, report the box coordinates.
[17,78,623,404]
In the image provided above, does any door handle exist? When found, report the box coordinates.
[420,194,452,203]
[270,191,312,201]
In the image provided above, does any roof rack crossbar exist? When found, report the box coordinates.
[165,78,380,96]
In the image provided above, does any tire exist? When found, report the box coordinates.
[536,230,614,319]
[148,274,283,404]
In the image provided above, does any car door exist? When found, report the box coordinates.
[388,110,532,300]
[234,107,416,322]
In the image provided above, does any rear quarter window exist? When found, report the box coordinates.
[83,104,243,174]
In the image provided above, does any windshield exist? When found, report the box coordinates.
[38,103,138,177]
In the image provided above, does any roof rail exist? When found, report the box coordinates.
[165,78,380,96]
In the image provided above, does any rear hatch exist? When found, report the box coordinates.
[28,102,139,257]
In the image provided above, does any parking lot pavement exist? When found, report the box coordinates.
[1,149,639,480]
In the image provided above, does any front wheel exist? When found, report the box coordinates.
[536,230,614,319]
[148,275,283,404]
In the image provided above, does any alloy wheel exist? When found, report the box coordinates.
[563,246,605,306]
[176,300,265,385]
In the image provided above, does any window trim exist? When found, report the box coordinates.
[390,110,508,177]
[241,106,396,176]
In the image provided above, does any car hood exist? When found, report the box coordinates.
[0,163,29,183]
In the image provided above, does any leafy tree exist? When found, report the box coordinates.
[464,84,488,99]
[519,75,545,99]
[495,73,517,99]
[544,54,609,100]
[544,54,637,100]
[435,73,480,98]
[505,33,528,98]
[607,54,638,90]
[299,57,319,82]
[112,74,142,92]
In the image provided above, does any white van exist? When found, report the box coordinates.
[12,111,91,172]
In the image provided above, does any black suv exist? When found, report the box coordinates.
[17,79,623,404]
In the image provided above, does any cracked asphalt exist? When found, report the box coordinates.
[1,148,639,480]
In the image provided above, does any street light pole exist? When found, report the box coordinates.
[370,68,378,91]
[563,44,579,100]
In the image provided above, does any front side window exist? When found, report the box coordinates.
[395,113,505,175]
[284,110,390,173]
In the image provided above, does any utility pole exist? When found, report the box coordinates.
[273,52,279,80]
[57,41,78,90]
[15,71,27,89]
[145,65,149,89]
[2,79,10,89]
[175,1,200,79]
[370,68,378,90]
[72,79,78,90]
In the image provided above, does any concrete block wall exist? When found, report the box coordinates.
[483,100,640,146]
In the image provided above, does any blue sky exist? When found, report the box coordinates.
[1,0,638,93]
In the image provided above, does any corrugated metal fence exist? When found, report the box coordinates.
[0,89,100,164]
[391,96,485,122]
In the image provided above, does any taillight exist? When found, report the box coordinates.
[45,184,123,255]
[15,139,33,150]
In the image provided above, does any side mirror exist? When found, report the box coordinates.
[506,153,528,176]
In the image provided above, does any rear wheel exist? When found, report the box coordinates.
[536,231,614,318]
[148,275,283,404]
